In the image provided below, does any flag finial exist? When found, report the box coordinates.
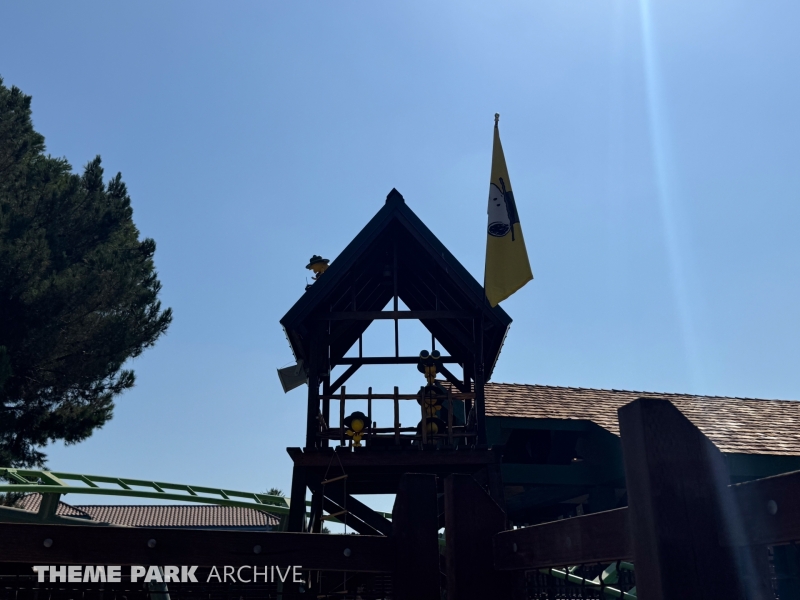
[494,113,500,126]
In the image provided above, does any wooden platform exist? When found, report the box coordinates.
[286,446,500,495]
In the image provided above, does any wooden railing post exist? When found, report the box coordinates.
[339,386,346,447]
[394,386,400,445]
[392,474,439,600]
[367,386,372,443]
[421,400,428,446]
[447,388,454,447]
[618,397,768,600]
[445,474,509,600]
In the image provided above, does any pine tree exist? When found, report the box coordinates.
[0,77,172,467]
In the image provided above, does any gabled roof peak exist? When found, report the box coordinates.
[385,188,405,205]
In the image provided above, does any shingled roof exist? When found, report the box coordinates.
[485,383,800,456]
[15,494,280,529]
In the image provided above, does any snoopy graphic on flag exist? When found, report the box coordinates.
[487,177,520,241]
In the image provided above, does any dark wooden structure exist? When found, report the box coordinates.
[7,398,800,600]
[7,400,800,598]
[481,383,800,526]
[9,191,800,598]
[279,190,800,538]
[490,397,800,599]
[279,188,511,532]
[0,473,442,600]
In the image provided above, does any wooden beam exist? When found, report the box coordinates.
[0,523,395,571]
[445,474,509,600]
[500,462,624,486]
[392,474,440,600]
[619,397,753,600]
[494,469,800,571]
[397,278,480,352]
[320,310,473,321]
[329,364,359,395]
[494,508,631,570]
[320,392,475,400]
[321,498,379,536]
[729,469,800,547]
[288,448,498,469]
[335,356,458,366]
[438,363,468,394]
[323,482,393,536]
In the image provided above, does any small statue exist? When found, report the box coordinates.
[344,411,368,447]
[417,349,441,384]
[306,255,330,281]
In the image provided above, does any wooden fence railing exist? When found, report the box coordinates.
[489,397,800,600]
[4,397,800,600]
[319,386,477,447]
[0,474,441,600]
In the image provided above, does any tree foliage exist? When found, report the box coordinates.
[0,77,172,467]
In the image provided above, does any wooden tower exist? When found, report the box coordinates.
[280,189,512,533]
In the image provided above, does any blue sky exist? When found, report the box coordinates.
[1,1,799,511]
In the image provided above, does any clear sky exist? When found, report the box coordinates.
[1,1,799,511]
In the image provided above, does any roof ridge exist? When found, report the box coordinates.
[486,381,796,403]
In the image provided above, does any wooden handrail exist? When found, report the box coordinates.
[317,429,477,439]
[320,393,476,400]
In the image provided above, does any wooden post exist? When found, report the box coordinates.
[367,386,372,444]
[306,368,320,449]
[473,314,486,445]
[394,386,400,445]
[447,388,454,447]
[392,474,440,600]
[306,328,322,449]
[421,400,428,446]
[340,386,346,447]
[618,397,765,600]
[308,485,323,534]
[286,465,307,533]
[321,376,331,449]
[445,474,509,600]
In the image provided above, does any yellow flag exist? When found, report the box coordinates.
[484,114,533,307]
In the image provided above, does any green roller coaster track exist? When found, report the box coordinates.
[0,467,391,521]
